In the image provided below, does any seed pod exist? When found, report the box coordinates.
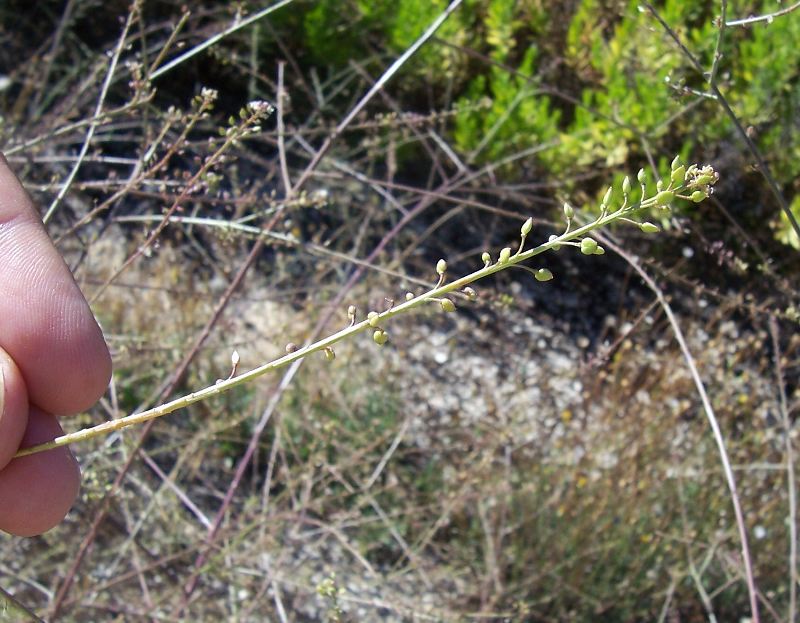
[436,259,447,275]
[691,190,706,203]
[521,217,533,236]
[373,330,388,346]
[368,311,380,327]
[499,247,512,264]
[640,222,660,234]
[440,298,456,313]
[580,238,598,255]
[670,165,686,185]
[535,268,554,281]
[654,190,675,206]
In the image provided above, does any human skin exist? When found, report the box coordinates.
[0,154,111,536]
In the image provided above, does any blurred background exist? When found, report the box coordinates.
[1,0,798,620]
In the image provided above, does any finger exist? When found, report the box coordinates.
[0,154,111,415]
[0,407,81,536]
[0,346,28,470]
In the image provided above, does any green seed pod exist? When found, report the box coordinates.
[602,186,613,207]
[640,222,660,234]
[563,202,574,220]
[482,251,491,265]
[368,311,380,327]
[463,286,478,301]
[521,217,533,236]
[535,268,554,282]
[637,168,647,185]
[323,347,335,361]
[373,330,388,346]
[622,176,631,194]
[580,238,598,255]
[440,298,456,313]
[691,190,706,203]
[671,155,681,171]
[654,190,675,206]
[499,247,512,264]
[436,259,447,275]
[670,165,686,185]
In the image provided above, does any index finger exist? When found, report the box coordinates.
[0,154,111,415]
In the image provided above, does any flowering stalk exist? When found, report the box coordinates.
[15,158,717,458]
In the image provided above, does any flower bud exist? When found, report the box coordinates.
[654,190,675,206]
[347,305,356,317]
[323,347,335,361]
[656,179,664,192]
[602,186,613,207]
[580,238,598,255]
[436,259,447,275]
[548,234,561,250]
[670,165,686,185]
[440,298,456,313]
[563,202,574,220]
[535,268,554,281]
[639,222,660,234]
[694,174,716,186]
[521,217,533,236]
[285,342,298,353]
[481,251,491,265]
[405,292,415,301]
[498,247,512,264]
[463,286,478,300]
[690,190,706,203]
[593,245,605,255]
[368,311,380,327]
[622,176,631,194]
[637,168,647,185]
[231,350,240,366]
[373,329,388,346]
[671,155,681,171]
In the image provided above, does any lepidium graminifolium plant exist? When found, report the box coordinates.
[16,157,718,458]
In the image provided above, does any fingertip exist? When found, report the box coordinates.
[0,347,28,470]
[0,408,81,536]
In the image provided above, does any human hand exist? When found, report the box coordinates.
[0,154,111,536]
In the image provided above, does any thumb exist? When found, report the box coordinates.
[0,345,81,536]
[0,346,27,471]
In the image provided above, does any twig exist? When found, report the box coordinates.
[42,0,139,224]
[643,1,800,245]
[149,0,297,80]
[595,230,760,623]
[769,316,797,623]
[726,1,800,26]
[276,61,292,197]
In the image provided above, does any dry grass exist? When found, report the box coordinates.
[0,1,798,621]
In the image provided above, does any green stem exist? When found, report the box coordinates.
[14,181,692,458]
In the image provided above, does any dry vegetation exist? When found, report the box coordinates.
[1,1,798,621]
